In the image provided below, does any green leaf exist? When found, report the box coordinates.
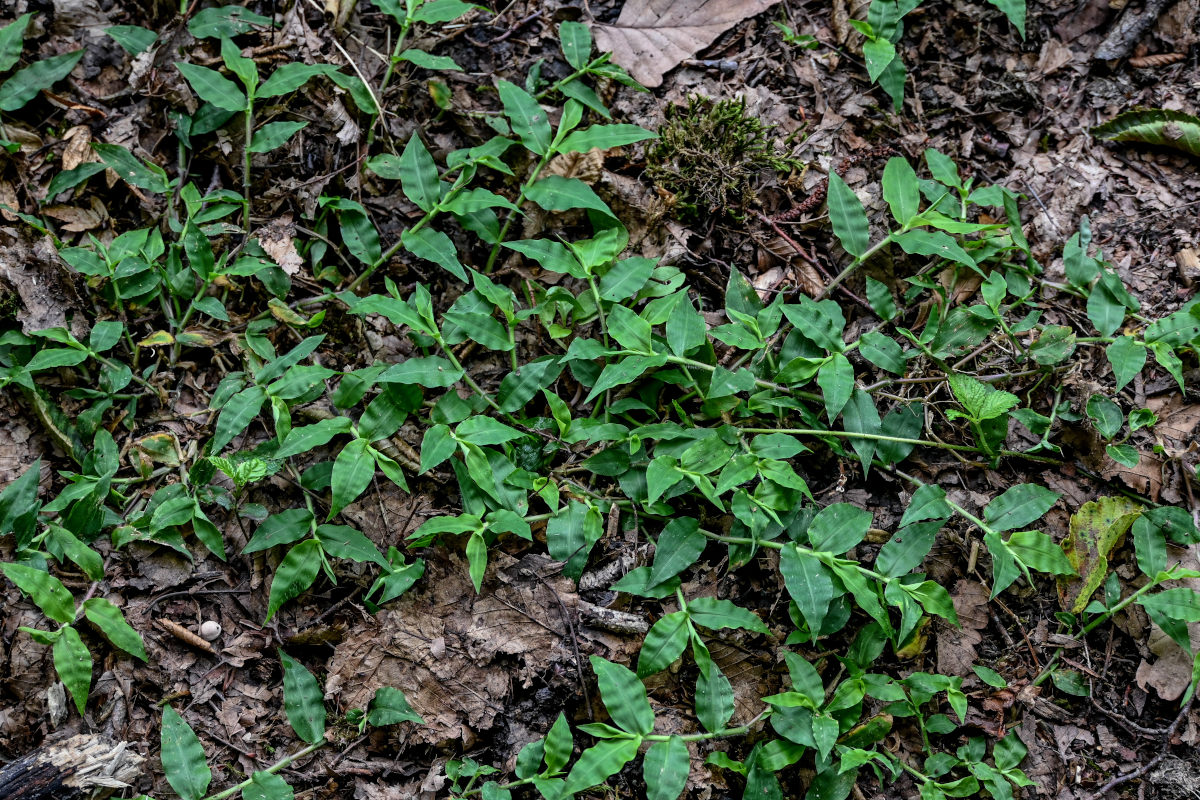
[893,229,976,268]
[947,373,1017,422]
[687,597,769,634]
[1030,325,1076,365]
[368,685,424,725]
[53,625,92,715]
[526,175,614,217]
[402,226,467,282]
[559,21,592,70]
[316,524,388,568]
[779,544,833,634]
[45,161,108,198]
[817,353,854,421]
[106,25,158,55]
[875,519,943,577]
[456,416,524,446]
[0,14,33,72]
[644,736,690,800]
[248,121,307,153]
[841,388,881,471]
[161,705,212,800]
[590,655,654,735]
[559,124,656,153]
[858,331,906,374]
[210,385,266,454]
[1106,335,1146,391]
[599,257,657,302]
[497,79,551,155]
[1139,588,1200,623]
[265,539,322,621]
[986,0,1026,36]
[175,61,247,111]
[983,484,1059,532]
[393,136,441,214]
[826,173,870,259]
[1137,505,1200,546]
[378,355,463,387]
[607,304,653,353]
[585,354,667,403]
[862,36,897,82]
[466,530,487,592]
[882,157,919,225]
[396,48,462,71]
[1132,512,1167,578]
[1,563,75,624]
[92,143,170,193]
[420,424,457,472]
[330,438,375,519]
[564,737,641,794]
[258,63,333,97]
[1086,394,1123,440]
[244,508,315,553]
[279,650,327,743]
[808,503,872,554]
[648,517,705,585]
[694,644,735,732]
[83,597,148,661]
[243,771,294,800]
[1094,108,1200,159]
[0,50,84,111]
[637,611,690,677]
[546,500,604,581]
[276,417,353,459]
[542,712,573,773]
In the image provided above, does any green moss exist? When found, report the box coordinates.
[646,96,801,219]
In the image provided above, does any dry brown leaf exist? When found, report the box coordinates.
[254,215,304,276]
[62,125,94,171]
[936,580,989,676]
[592,0,781,88]
[42,204,104,232]
[0,181,17,221]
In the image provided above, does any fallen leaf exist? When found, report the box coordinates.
[592,0,781,88]
[62,125,94,171]
[936,579,989,676]
[1092,108,1200,158]
[1057,496,1141,613]
[254,215,304,276]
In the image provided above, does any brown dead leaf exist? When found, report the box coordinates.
[0,181,17,221]
[592,0,781,88]
[62,124,94,171]
[254,215,304,276]
[325,551,579,746]
[936,579,989,676]
[42,204,104,232]
[546,149,603,183]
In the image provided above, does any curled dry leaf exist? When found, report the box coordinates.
[592,0,781,88]
[255,215,304,276]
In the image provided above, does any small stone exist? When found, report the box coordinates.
[199,621,222,641]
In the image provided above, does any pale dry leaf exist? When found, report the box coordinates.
[42,204,103,232]
[546,149,604,183]
[0,181,17,221]
[592,0,781,88]
[254,215,304,276]
[62,125,94,171]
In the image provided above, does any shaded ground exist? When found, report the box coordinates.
[1,0,1199,798]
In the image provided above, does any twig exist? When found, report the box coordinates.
[1086,691,1196,799]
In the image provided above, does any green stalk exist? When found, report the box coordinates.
[243,102,253,236]
[818,233,893,299]
[201,740,327,800]
[483,152,552,274]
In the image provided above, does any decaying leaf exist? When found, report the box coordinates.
[1056,496,1142,614]
[936,580,989,676]
[1092,108,1200,158]
[592,0,781,88]
[254,215,304,276]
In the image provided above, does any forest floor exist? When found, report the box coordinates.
[1,0,1200,799]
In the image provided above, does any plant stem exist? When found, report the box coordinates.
[663,355,822,402]
[483,152,552,274]
[243,103,253,236]
[202,740,327,800]
[818,234,893,299]
[369,20,413,146]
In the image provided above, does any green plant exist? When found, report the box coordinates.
[148,651,421,800]
[646,95,802,217]
[6,8,1200,800]
[0,14,83,146]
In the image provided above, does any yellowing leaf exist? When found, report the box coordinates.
[1056,496,1142,614]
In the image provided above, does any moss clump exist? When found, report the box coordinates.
[646,95,800,218]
